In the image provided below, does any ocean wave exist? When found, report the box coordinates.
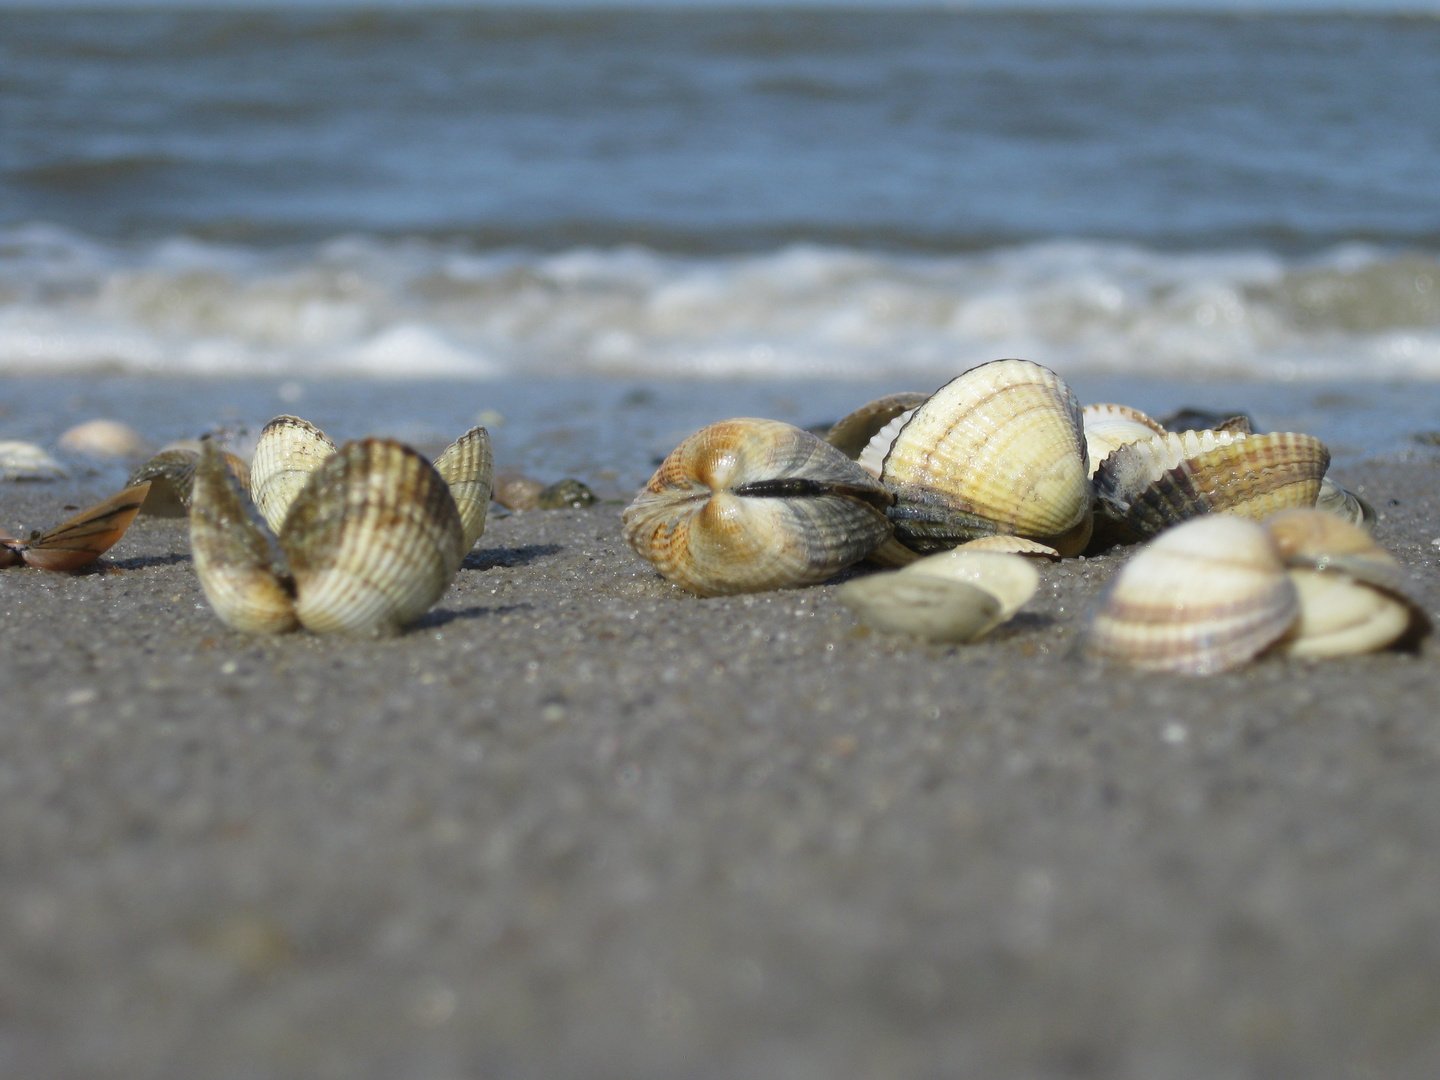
[2,224,1438,382]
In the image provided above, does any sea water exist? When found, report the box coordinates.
[2,7,1440,468]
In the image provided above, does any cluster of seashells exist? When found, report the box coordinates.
[623,357,1423,672]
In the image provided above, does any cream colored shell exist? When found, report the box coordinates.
[431,425,494,556]
[1080,403,1166,478]
[838,549,1039,643]
[880,359,1093,556]
[250,415,337,534]
[622,418,893,597]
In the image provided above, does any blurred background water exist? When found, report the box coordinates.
[2,5,1440,386]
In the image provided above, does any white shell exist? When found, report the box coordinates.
[58,419,151,460]
[900,549,1040,622]
[250,416,338,534]
[1275,569,1414,658]
[0,440,67,481]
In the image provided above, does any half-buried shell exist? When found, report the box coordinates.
[1082,515,1300,675]
[838,549,1039,643]
[190,439,465,635]
[879,359,1093,557]
[622,418,893,596]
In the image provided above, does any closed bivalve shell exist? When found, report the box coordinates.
[622,419,893,597]
[881,359,1092,555]
[251,415,337,534]
[281,439,465,635]
[838,574,1003,643]
[1094,430,1328,540]
[1083,515,1300,675]
[58,419,151,460]
[1264,508,1404,592]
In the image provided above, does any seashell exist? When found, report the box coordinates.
[1314,476,1376,530]
[622,418,893,597]
[880,359,1093,557]
[249,416,337,534]
[537,478,596,510]
[825,392,932,460]
[1082,515,1300,675]
[1157,407,1254,434]
[492,473,545,511]
[1080,403,1167,478]
[58,419,152,460]
[838,549,1038,643]
[431,426,493,554]
[190,439,464,635]
[1,482,151,571]
[952,534,1062,561]
[856,407,920,479]
[128,442,251,517]
[1093,429,1329,541]
[0,440,68,481]
[1263,508,1428,656]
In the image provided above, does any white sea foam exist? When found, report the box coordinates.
[2,224,1438,382]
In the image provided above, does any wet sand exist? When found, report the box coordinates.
[3,448,1440,1079]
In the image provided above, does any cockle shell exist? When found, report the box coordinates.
[0,440,67,481]
[880,359,1093,557]
[128,442,251,517]
[825,392,931,461]
[250,416,338,534]
[1093,429,1329,541]
[1080,404,1167,477]
[58,419,151,460]
[0,482,151,571]
[838,550,1039,643]
[622,418,893,597]
[190,439,465,635]
[1082,515,1300,675]
[856,407,920,479]
[430,425,493,554]
[1263,508,1427,656]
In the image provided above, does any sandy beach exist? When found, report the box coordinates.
[3,407,1440,1077]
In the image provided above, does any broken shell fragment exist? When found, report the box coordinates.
[1093,429,1329,541]
[622,418,893,596]
[880,359,1093,557]
[951,535,1062,561]
[1314,476,1376,530]
[190,439,464,635]
[250,415,338,534]
[1082,515,1300,675]
[1,482,151,571]
[0,440,67,481]
[838,550,1039,643]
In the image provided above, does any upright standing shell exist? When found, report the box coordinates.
[622,418,893,596]
[1,482,152,571]
[1314,477,1376,530]
[1082,515,1300,675]
[880,359,1093,556]
[825,392,932,460]
[281,440,465,635]
[432,425,493,558]
[129,441,251,517]
[1093,429,1329,541]
[250,416,337,533]
[1080,404,1167,478]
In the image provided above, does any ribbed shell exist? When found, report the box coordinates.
[1094,429,1329,540]
[826,392,931,460]
[1083,515,1300,675]
[432,425,493,558]
[251,415,337,533]
[129,444,251,517]
[881,359,1092,554]
[1080,403,1167,478]
[281,439,465,635]
[190,442,300,634]
[622,418,893,596]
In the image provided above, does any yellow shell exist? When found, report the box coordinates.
[881,359,1093,556]
[622,418,893,596]
[1083,515,1299,675]
[838,549,1038,643]
[190,439,464,635]
[1093,429,1329,540]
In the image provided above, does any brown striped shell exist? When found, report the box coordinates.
[880,359,1094,557]
[1093,429,1329,541]
[622,418,893,596]
[1082,515,1300,675]
[128,442,252,517]
[0,482,151,571]
[190,439,464,635]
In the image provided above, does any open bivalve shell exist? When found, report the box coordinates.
[1080,404,1167,478]
[1082,515,1300,675]
[825,392,931,462]
[838,549,1039,643]
[1,482,151,571]
[128,441,251,517]
[622,418,893,597]
[1093,428,1329,542]
[190,439,465,636]
[1264,508,1428,657]
[880,359,1093,557]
